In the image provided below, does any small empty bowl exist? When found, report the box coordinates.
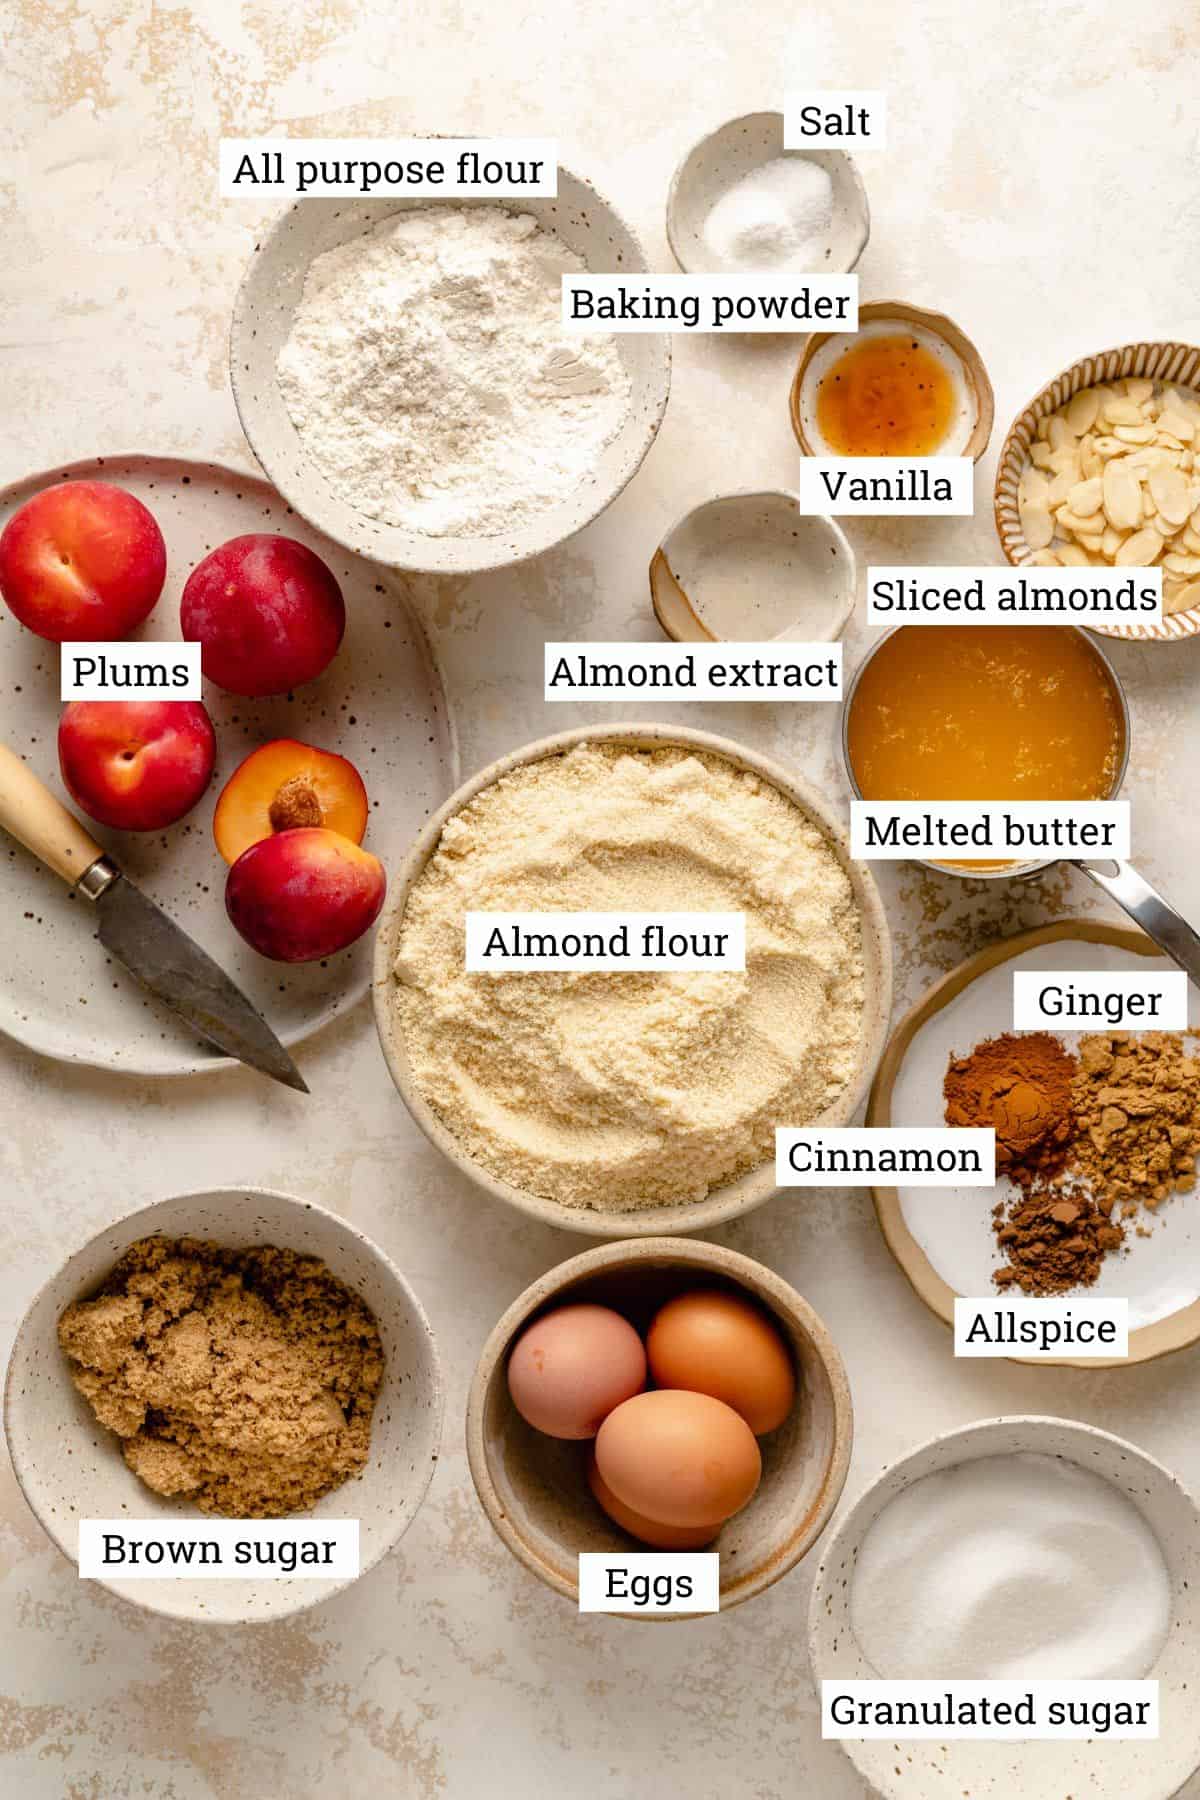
[649,490,855,643]
[667,111,869,276]
[791,300,994,461]
[467,1237,853,1616]
[809,1415,1200,1799]
[4,1187,444,1623]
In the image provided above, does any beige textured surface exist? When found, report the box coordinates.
[3,1,1200,1795]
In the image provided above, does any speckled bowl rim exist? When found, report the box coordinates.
[665,110,870,277]
[993,339,1200,641]
[790,299,995,462]
[230,166,671,577]
[371,722,893,1239]
[3,1186,445,1625]
[649,488,857,644]
[868,918,1200,1368]
[466,1237,853,1616]
[808,1413,1200,1800]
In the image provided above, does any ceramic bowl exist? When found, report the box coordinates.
[809,1415,1200,1799]
[666,111,869,276]
[790,300,994,461]
[372,723,892,1239]
[4,1188,443,1623]
[649,490,855,643]
[230,167,671,576]
[994,339,1200,641]
[467,1238,853,1615]
[868,919,1200,1367]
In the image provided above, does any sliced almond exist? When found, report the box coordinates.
[1019,501,1054,549]
[1092,435,1130,460]
[1150,464,1192,524]
[1151,512,1179,538]
[1076,531,1107,553]
[1080,440,1102,480]
[1047,447,1081,476]
[1115,526,1164,565]
[1167,580,1200,615]
[1102,460,1143,530]
[1158,408,1196,441]
[1019,467,1051,507]
[1163,551,1200,574]
[1180,525,1200,555]
[1031,548,1060,566]
[1125,377,1155,404]
[1100,526,1127,557]
[1066,389,1102,434]
[1048,467,1080,507]
[1103,396,1146,426]
[1047,415,1076,452]
[1056,543,1091,566]
[1056,507,1105,536]
[1113,423,1157,444]
[1067,477,1103,516]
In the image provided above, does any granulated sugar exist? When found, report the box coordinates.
[391,742,865,1212]
[850,1452,1171,1682]
[276,205,630,538]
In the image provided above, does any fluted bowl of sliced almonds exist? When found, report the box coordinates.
[995,341,1200,641]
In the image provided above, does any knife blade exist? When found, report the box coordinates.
[92,862,309,1092]
[0,741,308,1092]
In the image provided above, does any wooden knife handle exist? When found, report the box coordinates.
[0,741,106,887]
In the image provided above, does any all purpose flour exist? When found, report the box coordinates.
[276,205,631,538]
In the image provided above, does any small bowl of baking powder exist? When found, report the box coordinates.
[373,723,892,1238]
[231,165,671,575]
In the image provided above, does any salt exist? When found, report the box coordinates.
[849,1452,1171,1682]
[702,157,834,271]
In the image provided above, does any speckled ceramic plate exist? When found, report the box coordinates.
[230,168,671,575]
[869,921,1200,1366]
[0,455,457,1079]
[809,1415,1200,1800]
[993,340,1200,641]
[4,1187,444,1623]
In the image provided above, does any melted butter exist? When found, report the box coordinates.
[846,625,1125,869]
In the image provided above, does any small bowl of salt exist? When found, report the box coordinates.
[667,111,869,276]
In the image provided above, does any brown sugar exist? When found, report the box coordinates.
[58,1237,384,1517]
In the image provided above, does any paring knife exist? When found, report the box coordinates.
[0,741,308,1092]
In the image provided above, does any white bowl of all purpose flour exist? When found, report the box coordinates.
[808,1415,1200,1799]
[230,166,671,575]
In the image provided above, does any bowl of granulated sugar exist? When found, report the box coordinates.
[810,1415,1200,1800]
[231,166,671,575]
[373,723,892,1237]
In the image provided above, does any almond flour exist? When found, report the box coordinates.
[391,742,865,1212]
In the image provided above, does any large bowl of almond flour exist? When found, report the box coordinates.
[230,166,671,574]
[373,725,892,1237]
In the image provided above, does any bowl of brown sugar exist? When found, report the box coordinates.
[3,1187,443,1621]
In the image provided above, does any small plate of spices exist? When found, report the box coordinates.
[868,921,1200,1365]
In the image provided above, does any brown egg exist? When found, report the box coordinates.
[647,1289,796,1435]
[587,1456,718,1551]
[595,1389,761,1528]
[506,1303,646,1440]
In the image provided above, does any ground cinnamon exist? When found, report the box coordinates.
[944,1032,1076,1185]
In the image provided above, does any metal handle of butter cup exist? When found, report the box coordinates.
[1076,858,1200,989]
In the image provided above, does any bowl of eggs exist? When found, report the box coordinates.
[466,1237,852,1616]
